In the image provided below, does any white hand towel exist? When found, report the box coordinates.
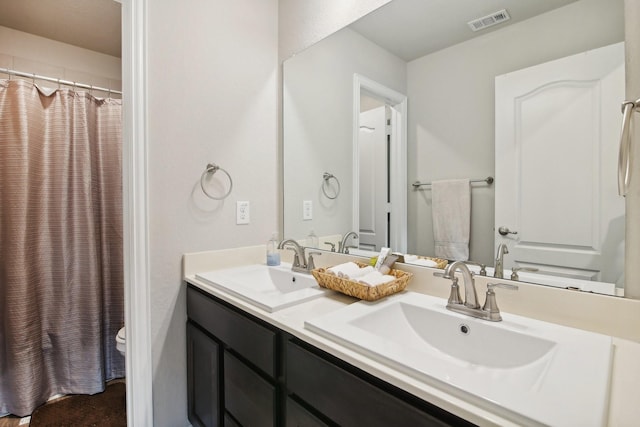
[357,271,395,286]
[327,262,360,278]
[432,179,470,261]
[346,266,374,279]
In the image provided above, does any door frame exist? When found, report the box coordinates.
[120,0,154,425]
[352,74,407,253]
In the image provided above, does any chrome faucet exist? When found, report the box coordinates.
[438,261,518,321]
[494,243,509,279]
[278,239,320,273]
[338,231,359,254]
[443,261,480,309]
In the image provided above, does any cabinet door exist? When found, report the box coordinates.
[187,322,221,427]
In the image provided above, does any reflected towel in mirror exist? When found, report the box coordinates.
[432,179,470,261]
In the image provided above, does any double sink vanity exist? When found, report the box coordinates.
[183,245,640,427]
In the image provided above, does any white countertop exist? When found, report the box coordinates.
[183,246,640,427]
[186,274,518,426]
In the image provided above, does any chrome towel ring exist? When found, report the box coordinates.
[200,163,233,200]
[322,172,341,199]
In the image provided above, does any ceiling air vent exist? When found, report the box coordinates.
[467,9,510,32]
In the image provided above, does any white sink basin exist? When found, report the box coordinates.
[305,292,612,427]
[195,263,326,312]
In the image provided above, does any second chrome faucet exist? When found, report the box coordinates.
[439,260,517,322]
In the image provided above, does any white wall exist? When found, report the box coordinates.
[146,0,278,425]
[0,25,121,95]
[283,28,406,242]
[407,0,624,265]
[141,1,398,424]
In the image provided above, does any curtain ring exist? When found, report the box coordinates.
[322,172,341,199]
[200,163,233,200]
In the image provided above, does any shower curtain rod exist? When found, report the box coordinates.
[0,67,122,95]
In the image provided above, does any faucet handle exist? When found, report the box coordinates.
[307,251,322,270]
[324,242,336,252]
[482,283,518,320]
[510,267,539,281]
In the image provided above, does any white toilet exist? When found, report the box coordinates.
[116,326,126,356]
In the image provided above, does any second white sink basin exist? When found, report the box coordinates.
[305,292,612,427]
[196,263,326,312]
[350,301,555,370]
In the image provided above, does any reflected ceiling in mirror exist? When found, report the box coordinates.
[283,0,625,295]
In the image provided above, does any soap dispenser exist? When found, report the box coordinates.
[307,229,319,248]
[266,232,280,266]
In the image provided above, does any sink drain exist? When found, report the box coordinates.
[459,324,470,335]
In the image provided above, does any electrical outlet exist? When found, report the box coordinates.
[236,201,250,224]
[303,200,313,220]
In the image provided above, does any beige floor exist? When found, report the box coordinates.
[0,379,126,427]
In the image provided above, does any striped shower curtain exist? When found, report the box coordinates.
[0,79,125,416]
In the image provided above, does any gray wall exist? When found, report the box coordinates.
[283,27,406,242]
[407,0,624,265]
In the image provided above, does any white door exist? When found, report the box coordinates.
[358,106,388,251]
[495,42,625,283]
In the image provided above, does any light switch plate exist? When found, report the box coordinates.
[303,200,313,220]
[236,201,250,224]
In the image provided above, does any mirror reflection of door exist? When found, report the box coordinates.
[358,101,388,251]
[352,75,407,254]
[495,42,625,286]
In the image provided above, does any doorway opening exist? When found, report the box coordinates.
[352,74,407,253]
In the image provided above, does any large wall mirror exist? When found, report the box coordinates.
[283,0,626,296]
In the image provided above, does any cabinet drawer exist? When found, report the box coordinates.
[286,341,455,427]
[187,286,276,377]
[224,350,275,427]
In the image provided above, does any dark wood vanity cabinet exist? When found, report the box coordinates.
[187,285,279,426]
[186,284,474,427]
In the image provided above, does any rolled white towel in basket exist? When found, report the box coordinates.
[327,262,374,279]
[358,271,395,287]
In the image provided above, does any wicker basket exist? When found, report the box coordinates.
[311,262,413,301]
[407,255,448,270]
